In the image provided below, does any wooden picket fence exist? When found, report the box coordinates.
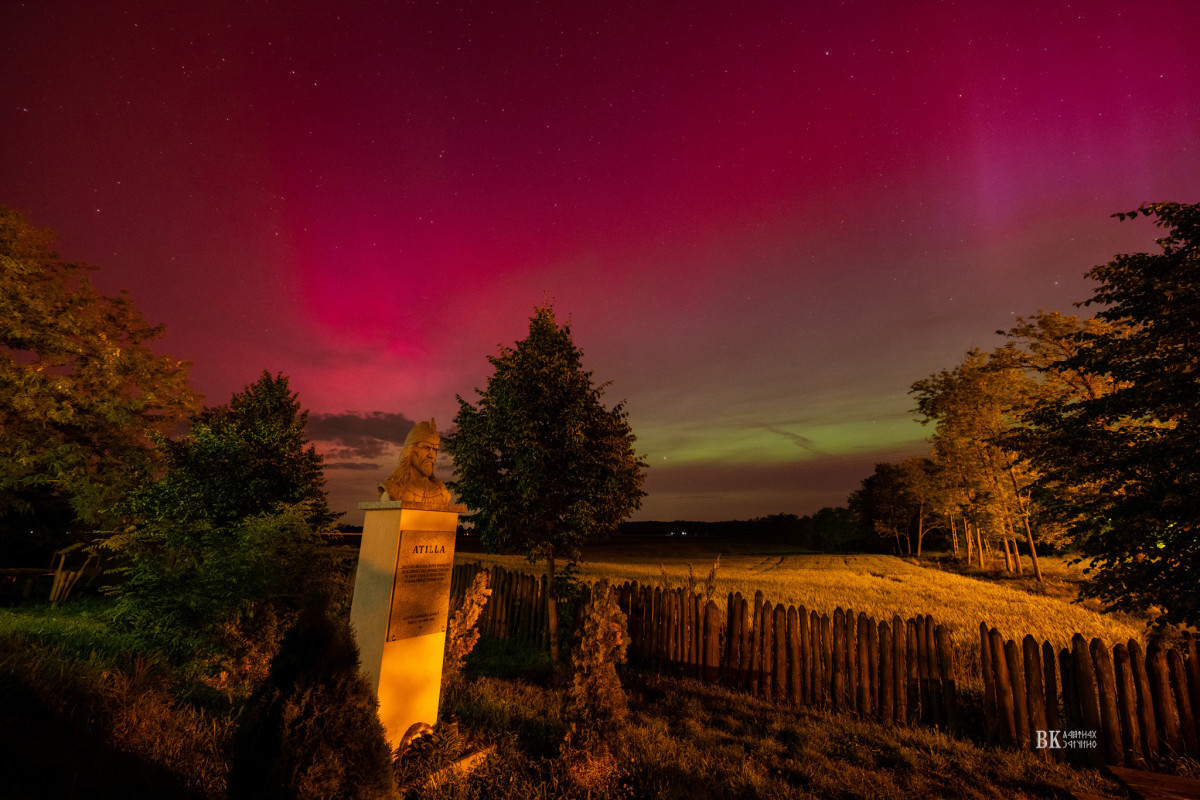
[980,625,1200,768]
[449,563,959,730]
[619,582,959,730]
[451,562,550,648]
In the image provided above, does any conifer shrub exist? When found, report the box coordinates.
[565,579,630,734]
[227,601,395,800]
[442,570,491,699]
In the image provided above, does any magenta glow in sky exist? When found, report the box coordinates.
[3,1,1198,522]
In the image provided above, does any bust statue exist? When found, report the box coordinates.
[378,419,453,509]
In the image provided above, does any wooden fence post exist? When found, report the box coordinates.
[816,611,828,707]
[1072,634,1105,768]
[1113,643,1144,765]
[832,608,846,710]
[759,600,773,697]
[742,594,757,692]
[845,608,857,713]
[819,613,831,708]
[728,592,743,684]
[1127,640,1159,761]
[1005,639,1030,749]
[892,615,905,726]
[724,592,737,682]
[867,617,879,719]
[937,626,958,733]
[879,621,893,725]
[749,591,764,693]
[788,606,801,706]
[1042,641,1060,741]
[906,619,920,725]
[981,623,997,742]
[856,613,870,716]
[798,605,810,705]
[914,615,929,724]
[1022,635,1048,756]
[925,615,942,727]
[703,599,721,683]
[1090,639,1124,765]
[774,604,788,703]
[762,601,776,698]
[990,629,1016,747]
[1147,643,1182,756]
[1167,648,1198,755]
[1186,633,1200,745]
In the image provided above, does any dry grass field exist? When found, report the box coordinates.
[457,538,1149,682]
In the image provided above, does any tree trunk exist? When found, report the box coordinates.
[915,503,925,559]
[950,515,960,557]
[965,518,973,565]
[1006,466,1043,583]
[1003,517,1023,575]
[547,551,560,664]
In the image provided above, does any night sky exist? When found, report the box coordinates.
[3,1,1197,524]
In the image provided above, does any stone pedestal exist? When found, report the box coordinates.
[350,500,464,749]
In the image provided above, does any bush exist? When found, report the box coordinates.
[227,601,395,800]
[443,570,491,700]
[565,579,629,735]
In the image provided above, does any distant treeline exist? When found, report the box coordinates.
[617,509,894,553]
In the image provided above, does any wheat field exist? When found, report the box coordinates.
[456,540,1147,681]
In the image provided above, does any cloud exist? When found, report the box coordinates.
[306,411,417,461]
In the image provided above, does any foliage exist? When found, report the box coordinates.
[1016,202,1200,626]
[447,305,647,660]
[111,503,333,663]
[443,571,492,698]
[565,580,629,735]
[135,371,335,530]
[227,601,395,800]
[0,207,198,559]
[108,372,338,663]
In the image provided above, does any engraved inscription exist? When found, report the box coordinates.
[386,529,456,641]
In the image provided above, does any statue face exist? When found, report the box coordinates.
[409,437,439,478]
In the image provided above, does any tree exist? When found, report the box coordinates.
[897,456,951,559]
[911,350,1045,579]
[850,462,911,555]
[154,371,335,529]
[0,208,197,559]
[111,372,336,662]
[446,306,647,662]
[1017,203,1200,626]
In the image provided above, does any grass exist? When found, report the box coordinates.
[427,636,1127,800]
[0,619,235,799]
[457,541,1150,685]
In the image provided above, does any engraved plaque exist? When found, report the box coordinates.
[386,529,455,641]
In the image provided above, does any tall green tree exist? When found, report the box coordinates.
[447,306,647,662]
[112,372,336,661]
[0,208,197,558]
[1017,202,1200,626]
[161,371,335,529]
